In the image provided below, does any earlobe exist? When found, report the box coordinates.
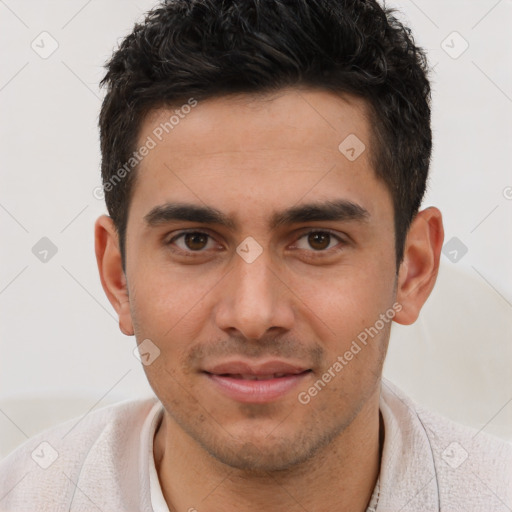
[94,215,134,336]
[394,207,444,325]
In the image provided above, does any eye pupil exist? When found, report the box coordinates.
[185,232,208,250]
[308,232,330,250]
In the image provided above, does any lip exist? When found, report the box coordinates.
[202,359,312,403]
[204,359,309,376]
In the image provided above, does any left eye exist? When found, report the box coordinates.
[293,230,343,252]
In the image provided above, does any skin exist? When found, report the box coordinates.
[95,87,444,512]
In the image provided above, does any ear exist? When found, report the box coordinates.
[94,215,134,336]
[394,207,444,325]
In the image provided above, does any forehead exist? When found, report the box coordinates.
[141,88,372,160]
[128,88,389,227]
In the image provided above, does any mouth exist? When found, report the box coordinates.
[202,360,313,403]
[213,372,308,380]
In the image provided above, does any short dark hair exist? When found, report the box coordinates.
[99,0,432,271]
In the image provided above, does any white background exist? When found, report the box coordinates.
[1,0,511,456]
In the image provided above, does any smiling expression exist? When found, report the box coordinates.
[118,87,399,470]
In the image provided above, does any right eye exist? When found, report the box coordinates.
[166,230,221,255]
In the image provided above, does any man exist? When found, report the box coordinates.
[1,0,511,510]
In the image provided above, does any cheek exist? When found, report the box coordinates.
[128,229,396,360]
[288,261,395,343]
[129,264,219,345]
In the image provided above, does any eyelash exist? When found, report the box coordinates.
[166,229,347,258]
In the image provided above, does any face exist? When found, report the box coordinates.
[121,88,399,471]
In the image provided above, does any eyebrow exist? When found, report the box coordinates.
[144,199,370,231]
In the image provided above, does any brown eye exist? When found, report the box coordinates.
[307,232,332,251]
[168,231,215,254]
[294,230,342,252]
[183,232,209,251]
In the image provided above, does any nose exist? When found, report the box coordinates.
[214,247,295,341]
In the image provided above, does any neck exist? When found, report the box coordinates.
[153,389,383,512]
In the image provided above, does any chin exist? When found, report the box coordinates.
[197,426,339,473]
[208,443,311,472]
